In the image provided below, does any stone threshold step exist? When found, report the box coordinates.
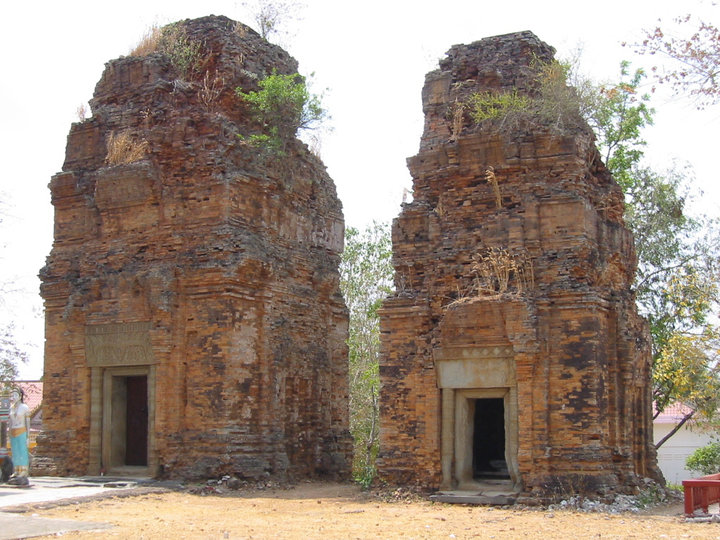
[430,491,517,505]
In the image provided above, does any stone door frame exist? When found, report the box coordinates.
[453,387,518,490]
[100,366,155,474]
[85,322,157,476]
[434,346,519,491]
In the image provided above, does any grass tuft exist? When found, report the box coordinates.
[129,25,162,57]
[485,166,502,209]
[105,131,148,165]
[128,23,204,79]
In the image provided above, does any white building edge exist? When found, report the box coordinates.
[654,403,715,485]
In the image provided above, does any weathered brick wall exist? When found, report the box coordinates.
[378,31,661,497]
[38,16,351,480]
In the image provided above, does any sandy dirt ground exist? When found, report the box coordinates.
[24,482,720,539]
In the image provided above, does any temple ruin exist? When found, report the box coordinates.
[377,32,662,500]
[38,16,351,480]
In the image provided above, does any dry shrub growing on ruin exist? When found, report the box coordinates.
[129,23,205,79]
[467,89,531,127]
[304,130,324,158]
[473,247,513,294]
[485,166,502,208]
[105,131,148,165]
[76,103,89,122]
[129,25,162,57]
[245,0,305,42]
[466,58,591,133]
[199,71,225,111]
[160,24,205,79]
[533,58,592,130]
[449,99,465,142]
[464,247,535,298]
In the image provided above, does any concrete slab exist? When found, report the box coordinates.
[0,476,170,539]
[0,512,111,540]
[0,476,140,509]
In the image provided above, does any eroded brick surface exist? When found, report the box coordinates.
[377,32,661,498]
[37,16,350,481]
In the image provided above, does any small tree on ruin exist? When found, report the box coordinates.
[236,71,325,155]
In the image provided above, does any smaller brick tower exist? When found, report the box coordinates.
[38,16,351,480]
[378,31,661,500]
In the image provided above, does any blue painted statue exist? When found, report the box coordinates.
[8,389,30,485]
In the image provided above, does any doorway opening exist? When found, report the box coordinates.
[472,398,508,479]
[110,375,148,468]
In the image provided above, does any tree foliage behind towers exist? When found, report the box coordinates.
[633,12,720,109]
[0,326,25,381]
[0,200,28,382]
[582,62,720,447]
[340,222,393,486]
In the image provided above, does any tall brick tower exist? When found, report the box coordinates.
[377,31,661,500]
[38,16,351,480]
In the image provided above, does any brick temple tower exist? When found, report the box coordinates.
[38,16,351,480]
[377,31,661,500]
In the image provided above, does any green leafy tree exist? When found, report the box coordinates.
[585,63,720,447]
[585,62,654,191]
[236,71,325,154]
[339,222,393,487]
[686,441,720,476]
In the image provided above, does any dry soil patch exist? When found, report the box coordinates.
[27,482,720,539]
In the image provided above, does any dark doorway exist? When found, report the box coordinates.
[110,374,148,468]
[124,376,148,466]
[472,398,508,479]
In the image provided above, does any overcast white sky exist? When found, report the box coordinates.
[1,0,717,379]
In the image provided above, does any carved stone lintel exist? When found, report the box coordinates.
[85,322,155,367]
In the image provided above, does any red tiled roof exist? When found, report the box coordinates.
[654,402,695,423]
[16,381,43,416]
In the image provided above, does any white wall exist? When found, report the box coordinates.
[654,423,714,485]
